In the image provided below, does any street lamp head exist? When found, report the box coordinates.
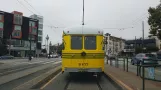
[46,35,49,40]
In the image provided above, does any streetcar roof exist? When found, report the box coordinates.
[63,26,103,35]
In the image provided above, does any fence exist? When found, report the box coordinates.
[106,57,161,90]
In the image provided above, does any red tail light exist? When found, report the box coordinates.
[144,56,148,59]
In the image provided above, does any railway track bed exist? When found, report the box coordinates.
[41,72,123,90]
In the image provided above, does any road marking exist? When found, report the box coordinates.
[42,61,56,64]
[53,61,62,64]
[104,72,133,90]
[40,72,61,89]
[12,66,61,90]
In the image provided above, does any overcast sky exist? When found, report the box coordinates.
[0,0,160,45]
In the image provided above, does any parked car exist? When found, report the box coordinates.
[47,54,54,58]
[0,54,14,59]
[53,54,58,58]
[131,53,158,65]
[108,54,116,60]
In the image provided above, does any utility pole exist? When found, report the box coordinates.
[82,0,84,25]
[9,35,11,55]
[29,24,32,61]
[142,21,144,53]
[46,35,49,54]
[135,36,136,55]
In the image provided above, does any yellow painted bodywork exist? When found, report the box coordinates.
[62,34,104,72]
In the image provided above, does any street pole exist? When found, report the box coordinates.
[142,21,144,53]
[9,35,11,55]
[105,36,108,64]
[29,24,32,61]
[135,36,136,55]
[46,35,49,57]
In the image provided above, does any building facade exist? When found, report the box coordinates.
[124,37,160,55]
[30,14,43,57]
[104,33,125,55]
[0,10,39,57]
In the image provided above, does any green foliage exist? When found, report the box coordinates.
[41,49,47,53]
[49,43,64,55]
[57,43,64,55]
[146,46,159,52]
[135,47,143,54]
[148,3,161,39]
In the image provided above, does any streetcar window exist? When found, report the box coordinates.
[71,36,82,49]
[84,36,96,50]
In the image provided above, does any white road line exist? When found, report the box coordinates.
[53,61,62,64]
[40,72,61,89]
[42,61,56,64]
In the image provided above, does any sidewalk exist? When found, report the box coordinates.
[104,64,161,90]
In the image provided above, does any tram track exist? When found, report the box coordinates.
[0,60,56,76]
[64,74,103,90]
[0,64,61,90]
[42,72,122,90]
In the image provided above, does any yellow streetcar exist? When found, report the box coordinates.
[62,26,104,77]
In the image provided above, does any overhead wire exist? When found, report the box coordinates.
[16,0,35,14]
[23,0,65,29]
[17,0,62,29]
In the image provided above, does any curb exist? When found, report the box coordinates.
[104,72,133,90]
[31,66,61,89]
[12,66,61,90]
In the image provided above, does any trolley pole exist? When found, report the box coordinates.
[82,0,85,25]
[142,21,144,53]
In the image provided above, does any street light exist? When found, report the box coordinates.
[46,35,49,54]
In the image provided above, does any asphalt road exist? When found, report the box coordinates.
[0,57,62,90]
[42,73,122,90]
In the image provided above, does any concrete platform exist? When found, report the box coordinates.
[104,64,161,90]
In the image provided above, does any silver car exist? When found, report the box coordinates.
[131,53,158,65]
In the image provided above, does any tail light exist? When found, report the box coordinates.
[143,56,148,59]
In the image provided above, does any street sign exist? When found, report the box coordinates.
[148,67,155,79]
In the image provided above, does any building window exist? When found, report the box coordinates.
[38,30,42,35]
[32,28,37,35]
[84,36,96,50]
[13,12,23,25]
[38,24,43,29]
[28,34,35,40]
[38,17,43,23]
[71,36,82,49]
[12,25,22,38]
[15,25,21,31]
[0,15,4,22]
[29,21,35,27]
[0,22,3,30]
[38,36,42,42]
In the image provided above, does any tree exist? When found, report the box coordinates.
[57,43,64,55]
[135,47,143,54]
[41,49,47,53]
[148,2,161,39]
[146,46,159,52]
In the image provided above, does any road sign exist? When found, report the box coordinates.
[148,67,155,79]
